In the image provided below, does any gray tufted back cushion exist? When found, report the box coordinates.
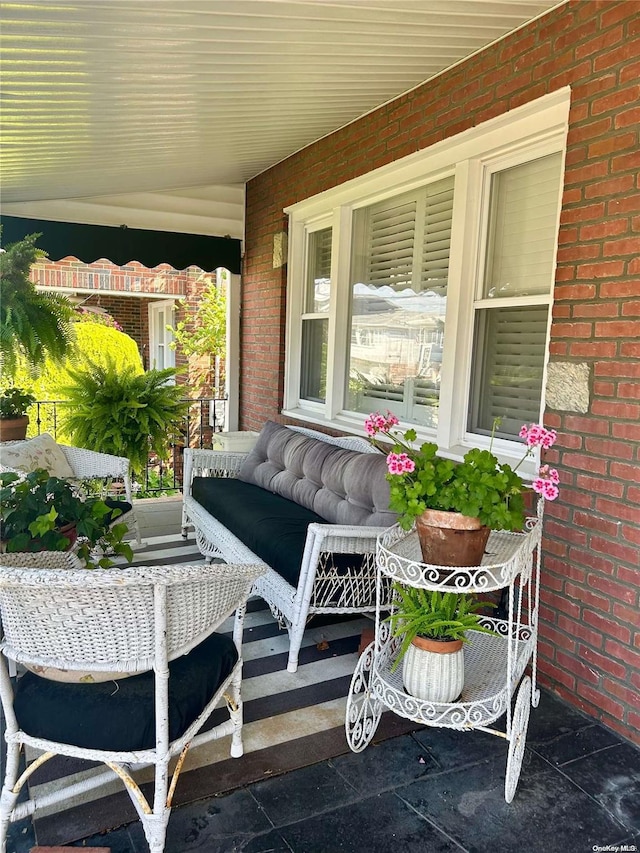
[237,421,396,527]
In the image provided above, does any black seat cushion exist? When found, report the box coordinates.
[104,497,133,524]
[192,477,321,586]
[13,631,238,752]
[191,477,365,588]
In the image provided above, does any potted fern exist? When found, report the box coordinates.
[0,231,75,376]
[386,583,498,703]
[59,358,190,475]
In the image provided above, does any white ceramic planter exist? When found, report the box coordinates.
[402,636,465,703]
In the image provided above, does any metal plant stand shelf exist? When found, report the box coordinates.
[345,507,543,802]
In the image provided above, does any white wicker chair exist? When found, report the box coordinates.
[0,560,265,853]
[0,439,141,545]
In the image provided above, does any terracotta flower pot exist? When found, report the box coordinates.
[0,416,29,442]
[2,522,79,554]
[402,635,465,703]
[415,509,490,567]
[56,522,78,551]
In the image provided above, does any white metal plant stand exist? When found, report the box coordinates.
[345,505,543,802]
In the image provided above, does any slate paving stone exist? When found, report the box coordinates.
[249,760,360,826]
[531,723,622,766]
[330,732,440,794]
[525,689,596,743]
[237,829,296,852]
[410,721,560,780]
[68,822,147,852]
[397,756,631,853]
[277,790,464,853]
[411,724,507,770]
[555,741,640,833]
[163,788,273,852]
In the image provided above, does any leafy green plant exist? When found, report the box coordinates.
[171,274,226,394]
[59,358,190,475]
[0,386,35,418]
[365,412,559,531]
[0,231,76,376]
[134,468,179,499]
[386,583,498,670]
[0,468,133,569]
[74,308,123,331]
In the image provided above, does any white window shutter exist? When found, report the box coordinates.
[313,227,332,279]
[471,305,549,436]
[351,179,453,423]
[420,178,454,294]
[365,197,416,288]
[484,153,562,298]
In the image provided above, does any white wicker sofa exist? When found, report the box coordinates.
[182,421,396,672]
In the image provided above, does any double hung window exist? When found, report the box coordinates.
[347,177,453,429]
[284,92,568,465]
[469,152,563,440]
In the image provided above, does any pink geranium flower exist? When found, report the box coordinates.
[364,411,561,534]
[386,452,415,475]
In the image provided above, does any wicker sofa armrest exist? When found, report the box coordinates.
[182,448,249,498]
[304,522,387,556]
[296,521,391,611]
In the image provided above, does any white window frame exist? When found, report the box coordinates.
[283,89,570,470]
[148,298,176,372]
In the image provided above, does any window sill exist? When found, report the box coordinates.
[281,408,538,481]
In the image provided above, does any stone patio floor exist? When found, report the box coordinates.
[6,498,640,853]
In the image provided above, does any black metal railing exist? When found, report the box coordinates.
[30,396,227,496]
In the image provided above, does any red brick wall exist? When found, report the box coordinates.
[244,0,640,744]
[32,257,188,296]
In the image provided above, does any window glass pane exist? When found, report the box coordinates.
[346,178,453,428]
[469,305,549,438]
[305,227,332,313]
[483,152,562,298]
[300,318,328,403]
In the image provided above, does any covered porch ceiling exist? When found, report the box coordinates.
[1,0,561,239]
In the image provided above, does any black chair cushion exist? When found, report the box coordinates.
[191,477,365,588]
[13,631,238,752]
[104,497,133,524]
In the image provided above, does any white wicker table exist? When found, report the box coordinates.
[345,506,543,803]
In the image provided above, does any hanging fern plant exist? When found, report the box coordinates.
[0,231,76,376]
[59,358,190,474]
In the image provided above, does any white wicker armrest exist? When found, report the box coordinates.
[59,445,133,501]
[183,448,249,499]
[305,522,388,553]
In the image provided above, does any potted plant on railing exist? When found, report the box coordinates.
[386,583,498,703]
[365,412,559,567]
[0,468,133,569]
[0,386,36,442]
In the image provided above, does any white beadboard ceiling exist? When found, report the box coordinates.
[1,0,561,239]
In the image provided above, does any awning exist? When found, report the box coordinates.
[0,215,241,274]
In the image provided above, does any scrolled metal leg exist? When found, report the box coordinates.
[345,642,382,753]
[504,675,532,803]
